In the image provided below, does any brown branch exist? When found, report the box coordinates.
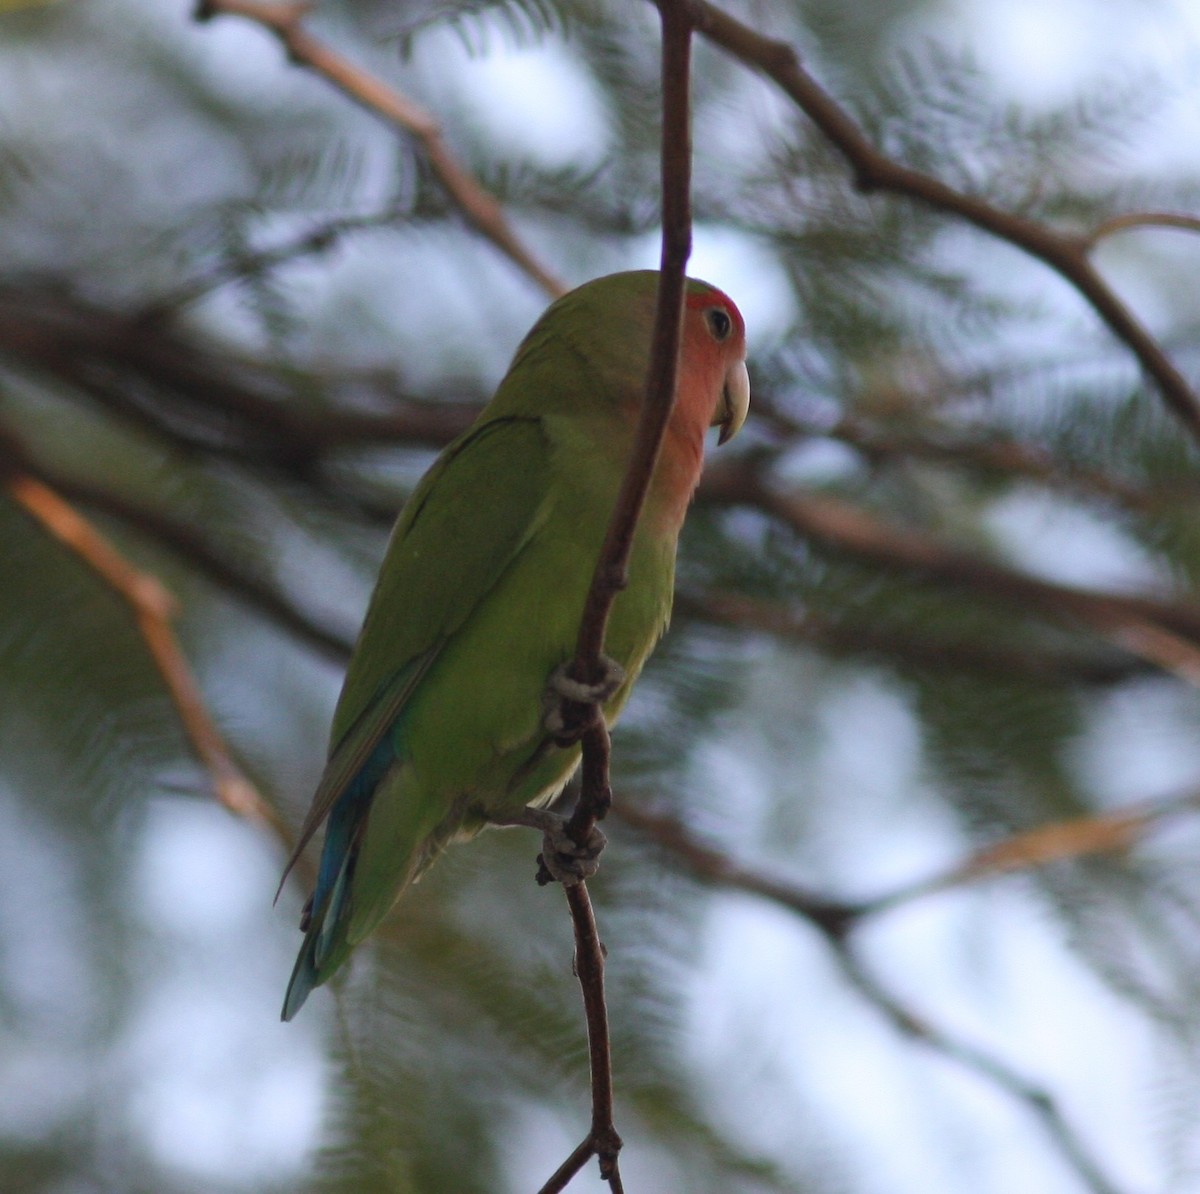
[36,465,354,664]
[538,4,697,1188]
[3,470,283,836]
[1087,210,1200,248]
[685,0,1200,444]
[194,0,566,300]
[701,455,1200,650]
[864,784,1200,915]
[677,589,1152,686]
[614,800,1143,1194]
[617,784,1200,924]
[536,884,624,1194]
[614,803,860,936]
[564,0,694,848]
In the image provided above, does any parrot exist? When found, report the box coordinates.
[280,270,749,1020]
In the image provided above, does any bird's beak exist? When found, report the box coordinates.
[715,358,750,445]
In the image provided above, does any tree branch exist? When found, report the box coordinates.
[536,884,625,1194]
[615,798,1148,1194]
[676,589,1153,686]
[862,783,1200,916]
[194,0,566,299]
[685,0,1200,444]
[701,455,1200,653]
[2,466,282,836]
[536,3,695,1188]
[565,0,694,845]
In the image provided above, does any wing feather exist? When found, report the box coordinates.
[279,415,553,891]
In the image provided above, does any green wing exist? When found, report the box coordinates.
[281,415,553,882]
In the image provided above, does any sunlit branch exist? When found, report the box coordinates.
[194,0,567,299]
[28,460,354,663]
[863,784,1200,915]
[3,469,281,835]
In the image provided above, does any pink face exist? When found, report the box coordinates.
[641,282,750,530]
[677,284,750,447]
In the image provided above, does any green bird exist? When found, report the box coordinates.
[280,270,749,1019]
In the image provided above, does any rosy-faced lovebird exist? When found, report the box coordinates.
[280,270,749,1019]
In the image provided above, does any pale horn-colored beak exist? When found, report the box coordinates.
[715,358,750,445]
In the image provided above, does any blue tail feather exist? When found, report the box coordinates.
[281,734,398,1020]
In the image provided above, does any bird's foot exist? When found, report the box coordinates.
[542,656,626,746]
[492,806,608,887]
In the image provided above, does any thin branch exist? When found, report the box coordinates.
[614,803,860,936]
[194,0,566,299]
[146,204,411,316]
[701,456,1200,650]
[34,464,354,663]
[685,0,1200,443]
[767,402,1186,515]
[864,784,1200,915]
[1086,210,1200,248]
[539,3,696,1188]
[536,884,625,1194]
[3,469,283,836]
[615,801,1145,1194]
[829,946,1127,1194]
[677,589,1152,686]
[564,0,694,846]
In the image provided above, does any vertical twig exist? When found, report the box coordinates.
[540,1,695,1188]
[536,884,625,1194]
[565,0,695,846]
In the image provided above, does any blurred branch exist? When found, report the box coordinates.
[616,799,1145,1194]
[614,803,859,935]
[9,287,1200,692]
[2,464,282,835]
[702,455,1200,651]
[770,402,1191,515]
[1086,211,1200,248]
[9,277,1199,685]
[194,0,567,299]
[829,946,1127,1194]
[865,784,1200,914]
[677,589,1153,686]
[146,204,411,316]
[19,452,354,663]
[686,0,1200,445]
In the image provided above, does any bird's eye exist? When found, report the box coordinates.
[706,307,732,341]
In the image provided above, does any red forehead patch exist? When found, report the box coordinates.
[685,285,744,339]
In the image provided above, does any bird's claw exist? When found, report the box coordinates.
[536,817,607,888]
[492,806,608,887]
[542,656,626,745]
